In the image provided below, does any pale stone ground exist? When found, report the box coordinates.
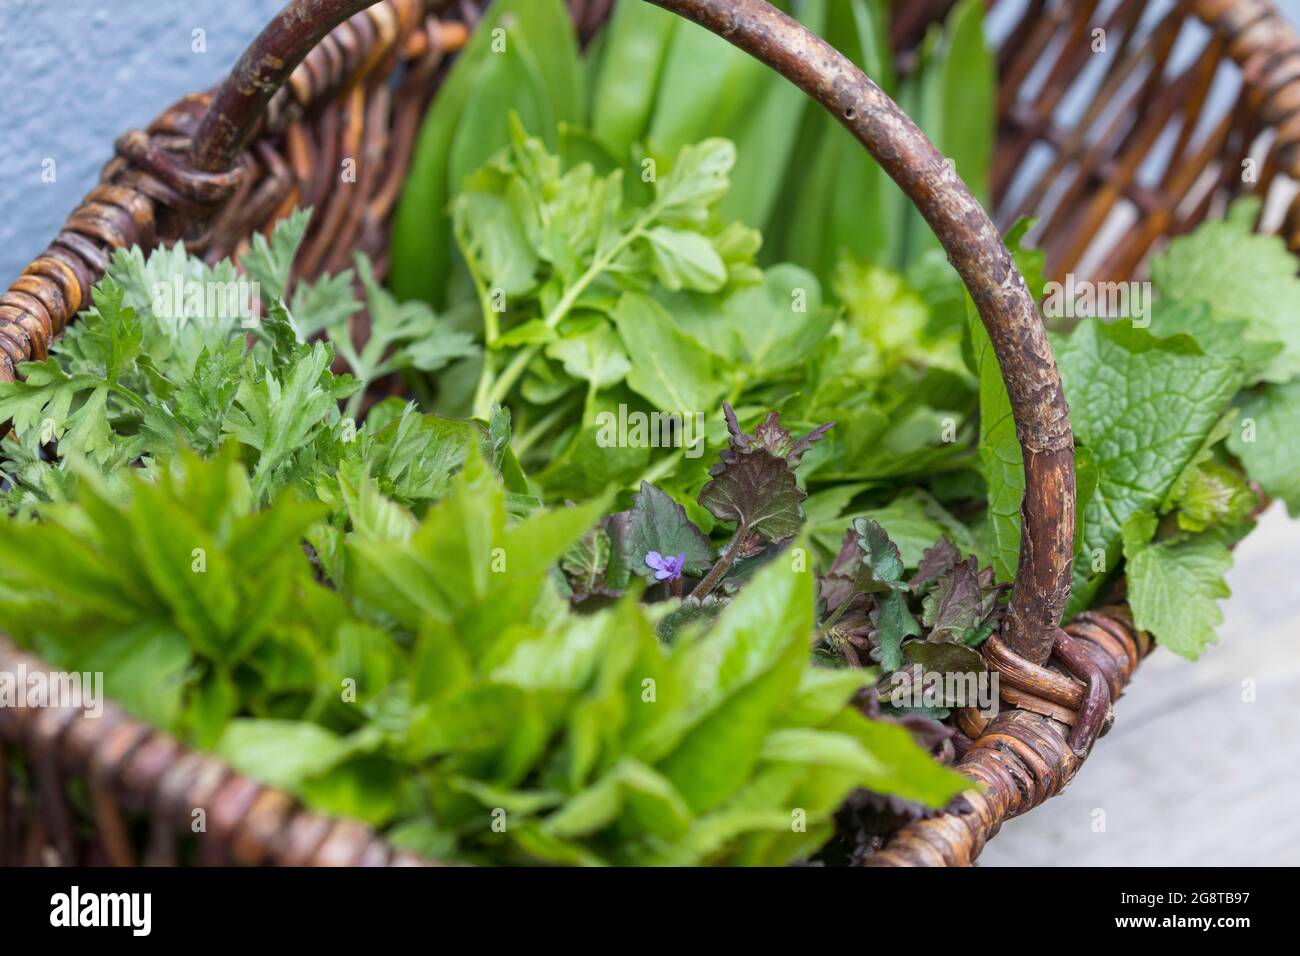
[981,503,1300,866]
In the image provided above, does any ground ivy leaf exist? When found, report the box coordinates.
[902,642,987,705]
[851,517,906,590]
[698,442,803,542]
[873,590,920,672]
[920,557,982,636]
[697,404,830,543]
[608,482,713,583]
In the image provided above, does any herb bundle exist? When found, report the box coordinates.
[2,0,1298,866]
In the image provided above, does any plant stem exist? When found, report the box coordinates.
[465,230,502,422]
[478,216,655,417]
[510,398,577,460]
[689,522,750,600]
[814,600,851,643]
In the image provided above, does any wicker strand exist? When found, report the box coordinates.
[866,606,1150,867]
[0,635,436,867]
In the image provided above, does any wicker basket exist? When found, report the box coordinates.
[0,0,1294,867]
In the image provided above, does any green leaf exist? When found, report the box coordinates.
[1227,380,1300,517]
[1146,298,1282,389]
[644,227,728,293]
[653,139,737,223]
[655,554,814,812]
[1172,461,1256,534]
[1151,197,1300,383]
[591,1,679,159]
[1121,513,1233,660]
[820,708,968,807]
[240,208,310,303]
[782,667,873,728]
[1056,320,1239,610]
[612,293,722,414]
[542,759,693,842]
[544,321,630,390]
[606,482,714,586]
[217,719,354,791]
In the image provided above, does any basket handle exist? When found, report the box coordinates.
[188,0,1076,665]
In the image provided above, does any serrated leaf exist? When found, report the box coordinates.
[1121,513,1233,660]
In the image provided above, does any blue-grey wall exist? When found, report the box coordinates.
[0,0,283,281]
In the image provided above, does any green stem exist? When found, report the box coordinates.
[465,230,503,422]
[511,398,577,460]
[480,217,655,415]
[814,600,851,643]
[689,522,750,601]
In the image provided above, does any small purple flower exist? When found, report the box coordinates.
[645,551,687,582]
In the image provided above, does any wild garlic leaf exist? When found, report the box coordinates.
[971,308,1022,585]
[1121,512,1232,660]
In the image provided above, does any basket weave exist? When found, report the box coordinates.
[0,0,1294,867]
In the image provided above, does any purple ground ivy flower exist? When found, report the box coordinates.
[645,551,687,582]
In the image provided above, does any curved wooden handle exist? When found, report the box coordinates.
[645,0,1077,661]
[189,0,1075,664]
